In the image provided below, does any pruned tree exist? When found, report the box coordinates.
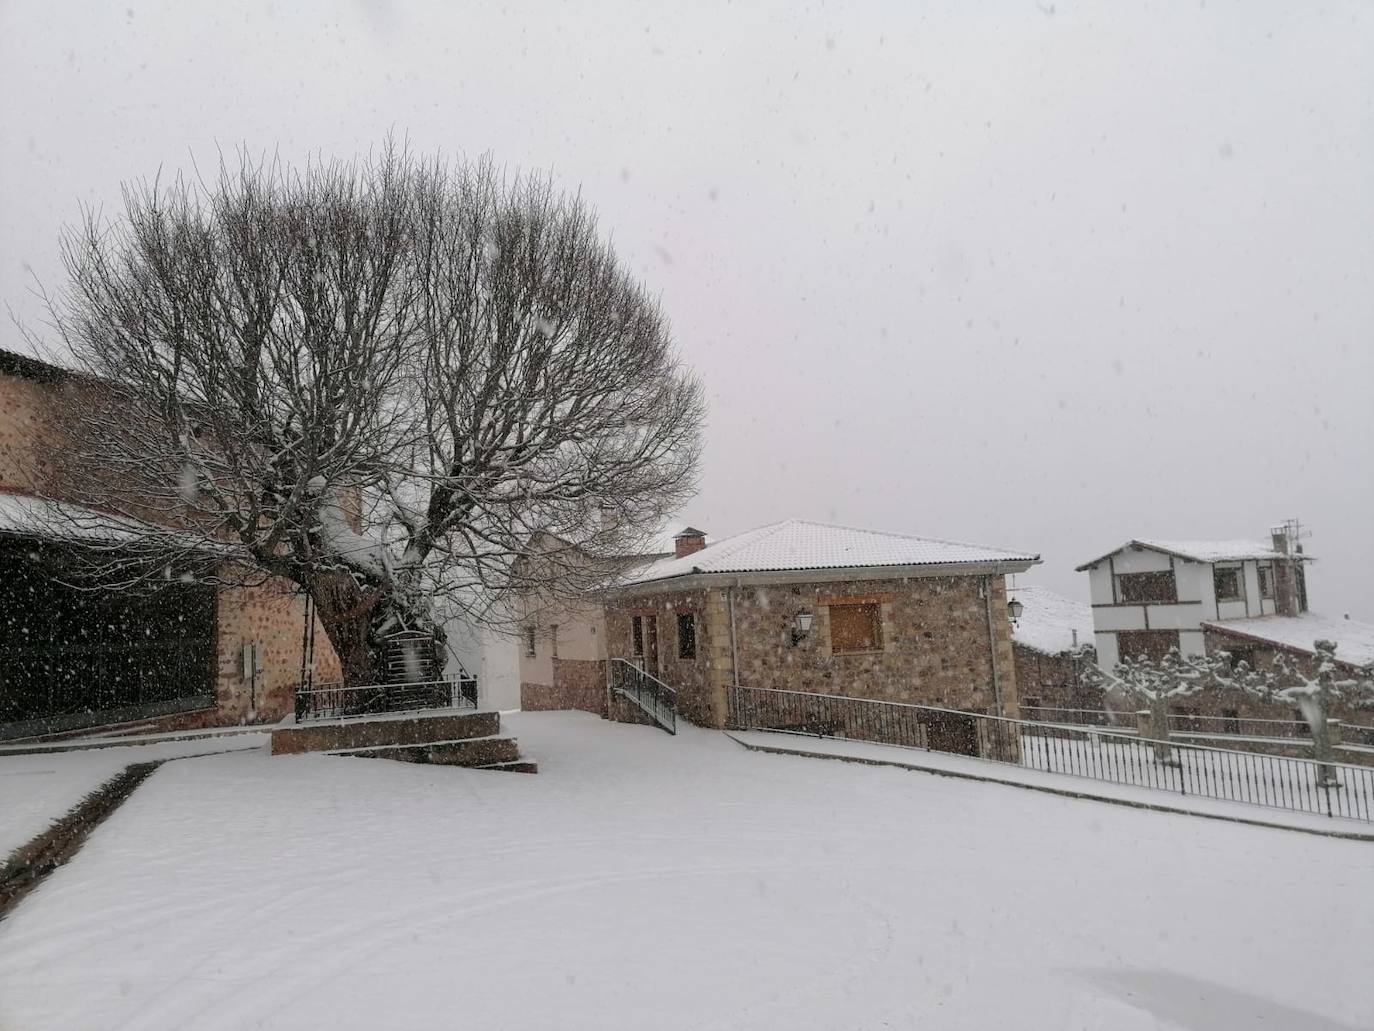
[1086,647,1229,763]
[37,144,704,686]
[1227,641,1374,786]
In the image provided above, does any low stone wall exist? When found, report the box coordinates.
[520,658,607,715]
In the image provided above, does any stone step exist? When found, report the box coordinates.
[477,759,539,774]
[271,710,500,756]
[328,734,521,769]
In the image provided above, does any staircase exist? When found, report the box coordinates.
[270,709,536,773]
[609,658,678,734]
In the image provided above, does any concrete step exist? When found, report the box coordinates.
[477,759,539,774]
[271,709,500,756]
[327,735,522,769]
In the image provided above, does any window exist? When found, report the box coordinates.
[1213,566,1243,602]
[1257,564,1274,600]
[1116,571,1177,603]
[550,624,559,659]
[677,612,696,660]
[1116,630,1179,663]
[524,626,536,658]
[828,602,881,654]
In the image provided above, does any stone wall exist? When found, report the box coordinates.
[1013,644,1103,714]
[605,574,1019,729]
[213,575,342,725]
[727,575,1016,713]
[521,658,607,715]
[604,586,718,725]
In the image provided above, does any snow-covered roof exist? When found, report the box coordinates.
[1075,538,1299,571]
[1203,613,1374,670]
[0,490,147,544]
[618,519,1039,587]
[1008,586,1094,657]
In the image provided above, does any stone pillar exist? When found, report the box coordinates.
[704,588,734,729]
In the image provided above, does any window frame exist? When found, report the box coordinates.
[676,611,697,660]
[524,626,536,658]
[1257,564,1274,600]
[1213,565,1244,603]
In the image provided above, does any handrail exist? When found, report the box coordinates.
[609,658,677,734]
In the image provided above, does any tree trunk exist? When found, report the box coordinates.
[306,570,385,688]
[1147,696,1179,766]
[1297,695,1341,789]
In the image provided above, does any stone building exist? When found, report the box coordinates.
[0,347,341,739]
[602,520,1040,741]
[1006,585,1100,717]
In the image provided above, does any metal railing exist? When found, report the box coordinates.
[731,685,1374,823]
[609,658,676,734]
[295,676,478,722]
[1019,705,1139,730]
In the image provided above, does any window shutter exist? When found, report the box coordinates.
[829,603,880,653]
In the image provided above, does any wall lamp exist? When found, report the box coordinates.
[791,610,814,645]
[1007,597,1024,624]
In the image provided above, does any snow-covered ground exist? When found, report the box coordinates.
[0,711,1370,1030]
[0,733,269,860]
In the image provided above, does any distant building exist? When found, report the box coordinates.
[1006,585,1098,716]
[1075,529,1310,669]
[1077,525,1372,741]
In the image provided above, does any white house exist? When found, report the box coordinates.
[1076,528,1309,669]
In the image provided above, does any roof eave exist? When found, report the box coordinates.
[606,556,1040,595]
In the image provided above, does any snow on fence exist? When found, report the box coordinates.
[730,686,1374,822]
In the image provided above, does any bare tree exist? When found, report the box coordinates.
[39,145,703,686]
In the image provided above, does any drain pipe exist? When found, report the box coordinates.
[983,576,1004,717]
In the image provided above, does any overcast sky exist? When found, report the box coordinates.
[2,1,1371,617]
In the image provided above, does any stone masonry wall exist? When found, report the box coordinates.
[1013,644,1103,714]
[604,586,717,726]
[606,574,1019,729]
[727,575,1017,713]
[521,658,608,715]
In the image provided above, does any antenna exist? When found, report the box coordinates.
[1267,518,1310,556]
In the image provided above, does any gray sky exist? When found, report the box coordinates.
[3,1,1371,617]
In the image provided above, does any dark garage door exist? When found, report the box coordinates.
[0,539,216,739]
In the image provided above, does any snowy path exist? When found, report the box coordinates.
[0,734,269,859]
[0,712,1370,1030]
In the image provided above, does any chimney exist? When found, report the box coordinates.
[1271,530,1288,555]
[674,527,707,559]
